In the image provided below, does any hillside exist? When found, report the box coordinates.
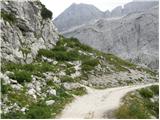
[63,6,159,70]
[1,36,158,118]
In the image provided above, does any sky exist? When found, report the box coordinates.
[40,0,134,19]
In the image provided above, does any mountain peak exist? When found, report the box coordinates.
[54,3,103,32]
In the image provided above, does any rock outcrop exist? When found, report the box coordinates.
[1,1,59,64]
[63,6,159,69]
[54,1,158,33]
[104,1,158,18]
[54,3,103,32]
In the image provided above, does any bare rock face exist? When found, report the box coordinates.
[1,1,59,64]
[104,1,158,18]
[63,6,159,69]
[54,3,103,32]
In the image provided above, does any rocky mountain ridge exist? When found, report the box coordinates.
[54,3,103,32]
[54,0,158,32]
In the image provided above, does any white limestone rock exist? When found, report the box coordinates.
[45,100,55,106]
[1,1,59,63]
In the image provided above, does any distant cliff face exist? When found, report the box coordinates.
[1,1,59,64]
[54,3,103,32]
[63,6,159,69]
[104,1,158,18]
[54,1,158,33]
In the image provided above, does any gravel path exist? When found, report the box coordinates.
[57,83,158,119]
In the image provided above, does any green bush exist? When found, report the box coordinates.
[1,82,12,94]
[1,11,16,24]
[139,88,154,98]
[65,67,76,75]
[69,87,86,96]
[150,85,159,95]
[115,101,149,119]
[82,59,99,66]
[61,76,75,82]
[81,64,94,71]
[41,4,52,19]
[38,49,54,58]
[26,102,51,119]
[1,111,26,119]
[78,43,93,52]
[9,70,32,84]
[81,58,99,71]
[114,86,159,119]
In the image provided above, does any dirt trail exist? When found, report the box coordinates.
[57,83,158,119]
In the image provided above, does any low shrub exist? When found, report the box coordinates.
[68,87,86,96]
[81,58,99,71]
[1,11,16,24]
[26,102,51,119]
[114,85,159,119]
[65,67,76,75]
[139,88,154,98]
[60,76,75,82]
[41,4,52,19]
[9,70,32,84]
[150,85,159,95]
[37,49,54,58]
[115,100,149,119]
[1,82,12,94]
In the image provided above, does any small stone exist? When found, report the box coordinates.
[46,100,55,106]
[47,89,56,96]
[21,107,27,112]
[53,61,58,65]
[28,88,37,99]
[11,84,22,90]
[10,79,18,84]
[59,71,66,76]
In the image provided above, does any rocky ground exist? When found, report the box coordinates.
[1,36,158,118]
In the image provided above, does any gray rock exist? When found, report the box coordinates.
[63,82,81,90]
[45,100,55,106]
[10,84,23,90]
[1,1,59,63]
[47,89,56,96]
[28,88,37,99]
[0,72,10,85]
[54,3,103,32]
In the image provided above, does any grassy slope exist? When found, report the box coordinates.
[1,36,158,118]
[114,85,159,119]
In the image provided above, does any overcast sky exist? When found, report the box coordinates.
[40,0,158,19]
[40,0,134,19]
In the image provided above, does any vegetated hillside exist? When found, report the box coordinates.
[111,85,159,119]
[1,36,158,118]
[63,6,159,70]
[54,3,103,32]
[1,0,59,64]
